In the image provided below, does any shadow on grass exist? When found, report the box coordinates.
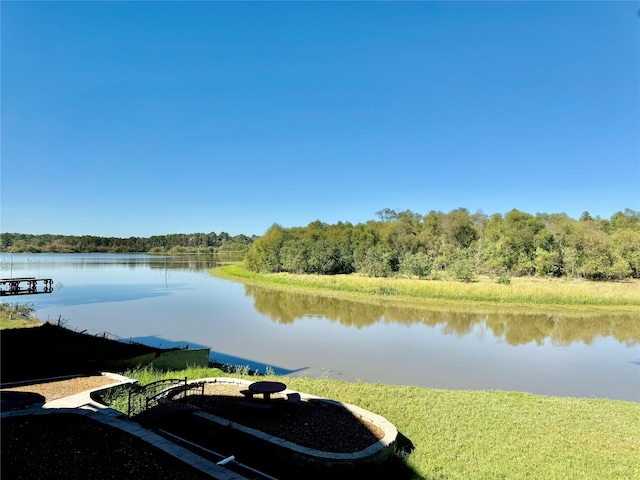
[0,324,163,383]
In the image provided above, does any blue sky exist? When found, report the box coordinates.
[1,1,638,237]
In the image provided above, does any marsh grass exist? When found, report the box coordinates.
[119,367,640,480]
[212,265,640,313]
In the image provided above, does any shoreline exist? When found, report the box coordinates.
[210,264,640,316]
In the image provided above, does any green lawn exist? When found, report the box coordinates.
[0,302,42,329]
[120,367,640,480]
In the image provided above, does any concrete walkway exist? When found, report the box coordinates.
[1,375,250,480]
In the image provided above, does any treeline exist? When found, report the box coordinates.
[0,231,257,254]
[245,208,640,281]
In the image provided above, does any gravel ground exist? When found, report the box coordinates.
[1,413,215,480]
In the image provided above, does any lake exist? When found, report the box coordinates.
[2,253,638,402]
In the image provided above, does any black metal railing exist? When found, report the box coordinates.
[127,378,206,425]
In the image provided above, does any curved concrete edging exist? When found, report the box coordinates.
[178,377,399,466]
[43,372,137,411]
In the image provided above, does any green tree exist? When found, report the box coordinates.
[534,228,564,277]
[443,208,478,250]
[450,255,475,282]
[384,210,421,259]
[610,209,640,232]
[612,228,640,278]
[355,243,398,277]
[400,252,434,278]
[325,222,355,274]
[306,239,339,274]
[375,208,397,222]
[244,224,286,273]
[483,210,544,275]
[417,210,444,260]
[280,238,308,273]
[570,221,629,280]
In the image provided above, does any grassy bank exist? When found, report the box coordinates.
[121,366,640,480]
[211,264,640,313]
[0,302,42,329]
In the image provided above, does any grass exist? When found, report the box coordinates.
[118,366,640,480]
[0,302,42,329]
[212,264,640,314]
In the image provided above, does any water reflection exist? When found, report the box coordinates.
[1,253,231,273]
[245,285,640,348]
[2,253,638,400]
[41,284,184,306]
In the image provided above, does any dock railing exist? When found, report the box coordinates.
[0,277,54,296]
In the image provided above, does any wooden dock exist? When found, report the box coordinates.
[0,277,54,296]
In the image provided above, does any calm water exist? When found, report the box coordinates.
[2,253,639,402]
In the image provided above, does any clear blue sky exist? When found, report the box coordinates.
[2,1,639,237]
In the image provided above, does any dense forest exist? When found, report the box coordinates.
[245,208,640,281]
[0,231,256,255]
[3,208,639,282]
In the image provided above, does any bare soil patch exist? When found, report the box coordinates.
[2,375,117,402]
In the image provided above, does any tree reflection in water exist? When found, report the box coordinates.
[245,284,640,347]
